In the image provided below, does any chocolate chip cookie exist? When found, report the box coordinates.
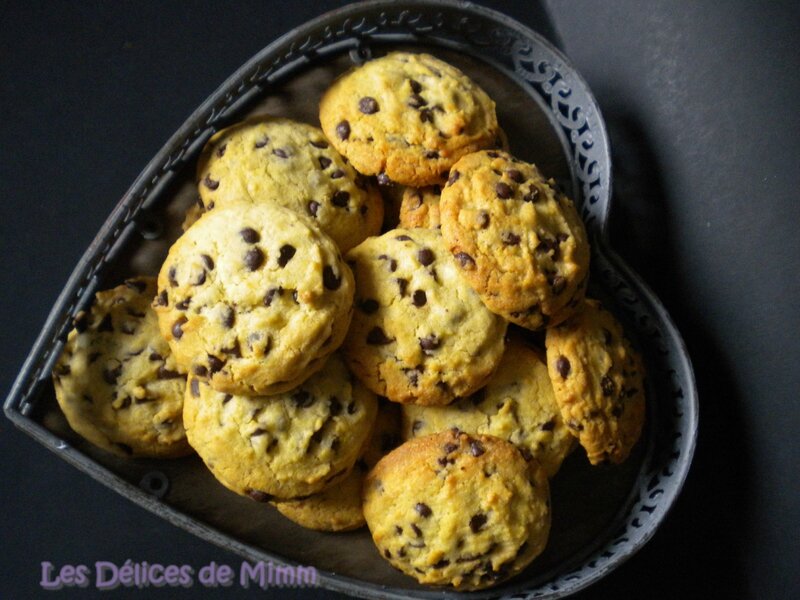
[154,202,354,396]
[402,337,575,478]
[440,150,590,330]
[52,277,190,458]
[363,429,550,590]
[274,400,401,532]
[545,299,646,465]
[319,52,499,187]
[183,353,377,501]
[193,116,383,252]
[343,228,507,405]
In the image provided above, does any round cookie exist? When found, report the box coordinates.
[52,277,190,458]
[319,52,499,187]
[440,150,590,330]
[398,183,443,230]
[183,353,378,501]
[402,337,575,478]
[154,203,354,396]
[363,429,550,590]
[273,400,401,532]
[194,117,383,252]
[343,228,507,406]
[545,299,646,465]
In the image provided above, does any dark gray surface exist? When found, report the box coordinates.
[1,1,797,598]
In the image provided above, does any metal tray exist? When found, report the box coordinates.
[3,1,697,598]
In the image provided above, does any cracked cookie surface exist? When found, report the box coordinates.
[440,150,590,330]
[183,353,377,501]
[402,337,575,478]
[343,228,507,406]
[52,277,190,458]
[192,117,383,252]
[319,52,499,187]
[363,429,550,590]
[545,299,646,465]
[154,203,354,396]
[274,400,401,531]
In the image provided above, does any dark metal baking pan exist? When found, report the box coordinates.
[3,1,697,598]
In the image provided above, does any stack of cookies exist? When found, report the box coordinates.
[52,51,645,591]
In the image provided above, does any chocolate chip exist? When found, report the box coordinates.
[411,524,423,537]
[523,187,540,202]
[359,299,379,313]
[394,278,408,296]
[172,316,187,340]
[221,306,235,328]
[318,156,332,169]
[424,150,439,159]
[292,290,299,304]
[246,489,273,503]
[203,174,219,190]
[541,420,556,431]
[378,254,398,272]
[377,172,392,186]
[412,290,427,307]
[454,252,475,269]
[251,428,267,437]
[307,200,320,216]
[447,171,460,186]
[501,232,521,246]
[419,108,433,123]
[486,151,499,158]
[149,352,162,362]
[277,244,296,268]
[198,254,214,271]
[395,525,403,535]
[255,137,269,149]
[383,549,392,559]
[417,248,434,266]
[496,182,512,199]
[409,79,422,94]
[190,378,200,397]
[102,364,122,385]
[244,247,264,271]
[555,356,571,378]
[157,365,181,379]
[470,440,485,457]
[330,169,345,179]
[408,93,427,108]
[336,120,350,140]
[419,334,440,352]
[310,139,328,149]
[168,266,178,287]
[443,442,458,454]
[96,313,113,332]
[415,503,432,518]
[332,191,349,207]
[323,266,341,290]
[477,211,491,229]
[117,396,131,409]
[551,275,566,295]
[292,390,314,408]
[328,397,342,416]
[359,96,379,114]
[193,365,208,377]
[264,287,282,307]
[215,144,227,158]
[367,327,393,345]
[207,355,224,373]
[222,340,241,357]
[240,227,260,243]
[507,169,525,183]
[175,299,190,311]
[470,513,487,532]
[193,270,206,286]
[412,420,423,434]
[272,148,288,158]
[601,375,615,396]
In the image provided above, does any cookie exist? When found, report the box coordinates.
[402,337,575,478]
[319,52,499,187]
[363,429,550,590]
[439,150,590,330]
[343,228,507,405]
[398,182,443,230]
[52,277,190,458]
[194,116,383,252]
[183,353,378,501]
[545,299,646,465]
[273,400,401,532]
[154,202,354,396]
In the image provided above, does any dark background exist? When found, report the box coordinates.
[2,1,798,598]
